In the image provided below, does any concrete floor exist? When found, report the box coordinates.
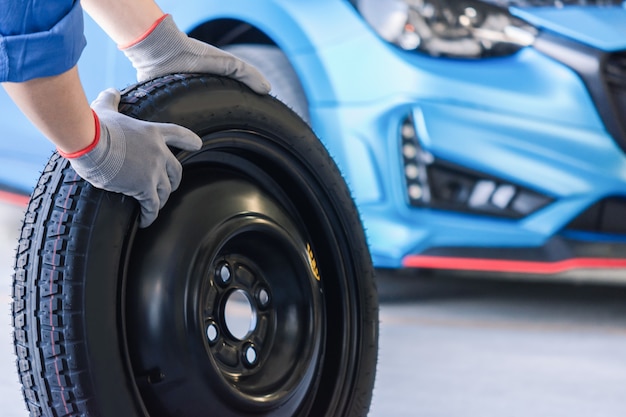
[1,201,625,417]
[372,273,626,417]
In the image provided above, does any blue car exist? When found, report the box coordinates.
[2,0,626,280]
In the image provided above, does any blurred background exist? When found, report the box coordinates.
[1,200,626,416]
[2,0,626,415]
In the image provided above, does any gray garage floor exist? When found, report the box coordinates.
[0,201,625,417]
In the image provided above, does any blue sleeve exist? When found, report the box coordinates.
[0,1,87,82]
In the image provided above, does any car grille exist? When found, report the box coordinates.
[566,196,626,235]
[535,33,626,153]
[603,51,626,147]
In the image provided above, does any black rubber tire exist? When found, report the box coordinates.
[224,44,310,124]
[12,74,378,417]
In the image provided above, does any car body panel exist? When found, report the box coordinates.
[2,0,625,280]
[512,7,626,51]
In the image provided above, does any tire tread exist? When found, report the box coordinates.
[13,153,95,416]
[12,74,378,417]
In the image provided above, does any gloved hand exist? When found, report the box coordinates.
[63,88,203,228]
[121,14,271,95]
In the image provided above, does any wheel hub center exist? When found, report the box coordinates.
[224,289,257,340]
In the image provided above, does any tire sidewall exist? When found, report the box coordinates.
[17,75,378,417]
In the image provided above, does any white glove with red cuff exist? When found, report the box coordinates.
[60,88,203,228]
[120,14,271,94]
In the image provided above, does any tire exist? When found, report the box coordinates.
[12,74,378,417]
[224,44,310,124]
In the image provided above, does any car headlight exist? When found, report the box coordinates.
[353,0,537,58]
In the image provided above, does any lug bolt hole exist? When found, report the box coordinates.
[206,323,219,344]
[257,288,270,308]
[216,263,231,285]
[244,344,258,367]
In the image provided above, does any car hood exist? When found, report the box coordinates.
[511,6,626,51]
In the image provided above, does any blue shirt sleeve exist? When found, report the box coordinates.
[0,1,87,82]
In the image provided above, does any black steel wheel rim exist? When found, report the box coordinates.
[12,75,375,417]
[121,129,358,416]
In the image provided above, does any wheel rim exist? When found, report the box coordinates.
[122,129,357,416]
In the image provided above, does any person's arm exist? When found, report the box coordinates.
[81,0,165,46]
[3,0,269,154]
[3,63,203,228]
[2,0,269,227]
[82,0,271,93]
[3,67,95,155]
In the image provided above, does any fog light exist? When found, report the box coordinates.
[408,184,423,200]
[400,116,433,204]
[401,122,416,139]
[399,114,552,218]
[491,184,516,209]
[468,180,497,208]
[403,143,418,159]
[405,164,419,180]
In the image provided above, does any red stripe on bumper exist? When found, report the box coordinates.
[0,190,29,207]
[402,255,626,274]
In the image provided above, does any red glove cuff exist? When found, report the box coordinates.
[58,110,101,159]
[118,14,170,50]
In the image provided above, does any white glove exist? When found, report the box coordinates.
[121,14,271,94]
[64,88,203,228]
